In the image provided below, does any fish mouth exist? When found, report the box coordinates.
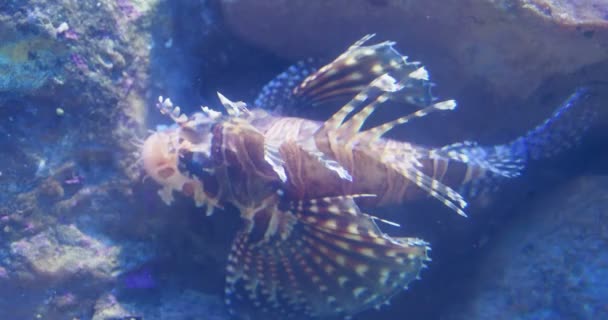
[141,129,181,186]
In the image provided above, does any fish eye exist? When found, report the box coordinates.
[178,149,214,179]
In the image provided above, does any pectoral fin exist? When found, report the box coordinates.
[225,194,430,319]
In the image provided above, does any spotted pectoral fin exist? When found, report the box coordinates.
[225,195,430,319]
[293,34,435,107]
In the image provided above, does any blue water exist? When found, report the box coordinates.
[0,1,606,320]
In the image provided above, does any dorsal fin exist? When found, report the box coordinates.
[337,74,404,135]
[304,37,467,216]
[315,73,402,136]
[352,99,457,144]
[217,92,250,117]
[156,96,189,125]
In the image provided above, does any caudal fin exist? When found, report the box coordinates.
[441,87,596,174]
[509,87,596,161]
[432,87,596,199]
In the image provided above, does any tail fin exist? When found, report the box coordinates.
[508,87,596,161]
[442,87,595,172]
[432,87,596,198]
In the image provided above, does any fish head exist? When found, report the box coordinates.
[140,97,223,213]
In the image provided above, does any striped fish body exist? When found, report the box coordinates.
[152,111,433,319]
[141,35,593,319]
[144,97,437,319]
[214,112,483,211]
[145,104,489,319]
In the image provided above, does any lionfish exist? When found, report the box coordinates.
[140,35,593,319]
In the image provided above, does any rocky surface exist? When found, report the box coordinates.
[220,0,608,99]
[220,0,608,145]
[0,1,253,319]
[10,224,151,280]
[0,0,160,318]
[92,290,229,320]
[0,0,154,203]
[444,175,608,320]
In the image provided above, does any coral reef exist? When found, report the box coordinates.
[0,1,245,318]
[0,0,158,318]
[0,36,63,92]
[0,0,154,202]
[92,290,229,320]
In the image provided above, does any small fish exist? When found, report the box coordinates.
[140,35,595,319]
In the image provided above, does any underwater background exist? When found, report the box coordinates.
[0,0,607,319]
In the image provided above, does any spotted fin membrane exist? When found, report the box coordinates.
[293,34,434,108]
[225,194,429,319]
[254,59,318,113]
[254,34,434,115]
